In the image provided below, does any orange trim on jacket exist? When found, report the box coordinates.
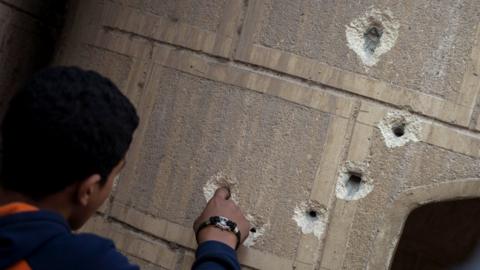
[0,203,38,217]
[7,260,31,270]
[0,203,38,270]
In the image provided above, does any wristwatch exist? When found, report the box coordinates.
[196,216,241,250]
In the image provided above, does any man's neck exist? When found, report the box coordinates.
[0,187,72,220]
[0,188,36,206]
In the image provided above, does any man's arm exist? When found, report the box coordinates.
[192,241,240,270]
[97,245,140,270]
[192,188,250,270]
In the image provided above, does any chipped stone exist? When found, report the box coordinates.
[292,201,327,239]
[378,111,422,148]
[346,8,400,67]
[203,172,240,204]
[336,161,373,201]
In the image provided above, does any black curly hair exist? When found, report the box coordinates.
[0,66,139,200]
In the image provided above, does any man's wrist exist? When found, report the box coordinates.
[197,226,238,250]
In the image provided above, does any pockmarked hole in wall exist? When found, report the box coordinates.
[364,24,383,54]
[243,214,269,248]
[293,202,327,239]
[336,163,373,201]
[203,172,239,203]
[346,8,399,67]
[308,210,319,219]
[203,172,272,248]
[378,111,422,148]
[346,172,363,197]
[392,123,405,137]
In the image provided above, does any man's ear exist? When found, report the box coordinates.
[77,174,102,206]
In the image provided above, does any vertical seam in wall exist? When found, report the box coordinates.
[230,0,249,59]
[215,0,247,59]
[234,0,265,60]
[316,99,362,269]
[104,56,158,219]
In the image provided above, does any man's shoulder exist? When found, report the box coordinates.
[56,232,115,254]
[28,232,139,270]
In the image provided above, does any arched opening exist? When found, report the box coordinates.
[390,198,480,269]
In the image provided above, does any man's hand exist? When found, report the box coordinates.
[193,187,250,250]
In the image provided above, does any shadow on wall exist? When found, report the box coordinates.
[0,0,69,169]
[391,199,480,269]
[0,0,68,115]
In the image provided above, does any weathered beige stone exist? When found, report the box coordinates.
[256,0,479,100]
[0,0,479,269]
[57,0,480,268]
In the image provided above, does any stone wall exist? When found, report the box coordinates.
[0,0,65,118]
[38,0,480,269]
[0,0,66,168]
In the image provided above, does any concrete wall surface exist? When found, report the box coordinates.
[51,0,480,269]
[0,0,66,168]
[0,0,66,116]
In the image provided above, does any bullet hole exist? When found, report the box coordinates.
[337,162,374,200]
[349,173,362,184]
[364,24,383,54]
[378,111,421,148]
[392,123,405,137]
[308,210,318,219]
[346,172,363,197]
[244,223,268,247]
[293,203,327,239]
[346,9,399,67]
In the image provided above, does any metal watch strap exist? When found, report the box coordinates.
[196,216,241,250]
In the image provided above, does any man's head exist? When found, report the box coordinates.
[0,66,139,229]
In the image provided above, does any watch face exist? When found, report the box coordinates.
[218,216,229,224]
[211,216,237,231]
[210,216,221,223]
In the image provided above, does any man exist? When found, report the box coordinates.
[0,66,250,270]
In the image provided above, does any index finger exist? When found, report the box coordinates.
[213,187,231,200]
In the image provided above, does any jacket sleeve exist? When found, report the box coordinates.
[97,246,140,270]
[192,241,241,270]
[77,234,140,270]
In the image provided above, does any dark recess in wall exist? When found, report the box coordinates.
[391,199,480,269]
[0,0,70,173]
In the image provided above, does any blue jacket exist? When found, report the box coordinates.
[0,203,240,270]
